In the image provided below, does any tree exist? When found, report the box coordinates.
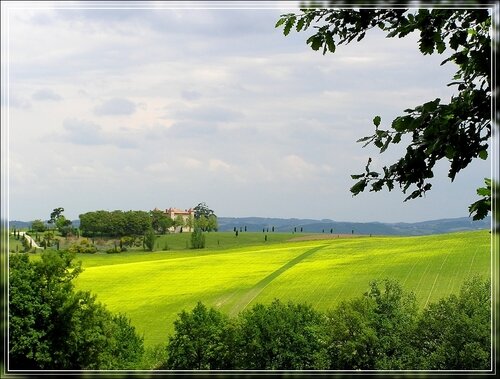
[166,302,234,369]
[31,219,46,233]
[193,203,218,232]
[324,278,419,370]
[234,299,328,370]
[55,215,73,237]
[48,207,64,224]
[276,7,492,220]
[48,207,73,236]
[9,250,144,369]
[413,275,490,369]
[191,228,206,249]
[143,228,156,252]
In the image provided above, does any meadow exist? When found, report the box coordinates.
[73,230,491,347]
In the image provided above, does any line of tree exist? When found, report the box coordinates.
[164,276,491,370]
[79,210,152,237]
[78,203,218,237]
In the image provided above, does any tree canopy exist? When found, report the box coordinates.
[276,6,493,220]
[9,250,144,369]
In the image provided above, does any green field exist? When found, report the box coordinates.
[73,230,491,347]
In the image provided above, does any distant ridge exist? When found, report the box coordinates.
[217,216,491,236]
[8,216,491,236]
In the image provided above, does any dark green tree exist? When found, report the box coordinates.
[191,228,206,249]
[9,250,144,369]
[166,302,234,369]
[234,299,328,370]
[31,219,46,233]
[48,207,64,224]
[276,7,492,220]
[193,203,218,232]
[143,228,156,252]
[324,278,419,369]
[414,275,491,370]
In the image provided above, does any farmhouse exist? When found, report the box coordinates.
[158,207,195,232]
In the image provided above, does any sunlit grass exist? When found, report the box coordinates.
[73,230,491,347]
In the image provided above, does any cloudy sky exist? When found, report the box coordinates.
[1,1,492,223]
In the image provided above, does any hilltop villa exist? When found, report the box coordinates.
[154,207,195,232]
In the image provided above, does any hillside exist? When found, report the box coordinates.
[217,216,491,235]
[73,230,491,347]
[8,215,491,236]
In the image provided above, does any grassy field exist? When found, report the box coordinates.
[73,230,491,348]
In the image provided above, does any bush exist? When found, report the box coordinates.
[9,251,144,369]
[143,229,156,252]
[68,239,97,254]
[166,302,233,369]
[413,275,491,370]
[190,228,205,249]
[234,299,328,370]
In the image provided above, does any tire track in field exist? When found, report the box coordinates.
[227,245,327,317]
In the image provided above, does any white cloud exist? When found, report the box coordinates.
[94,97,137,116]
[32,88,62,101]
[3,4,489,222]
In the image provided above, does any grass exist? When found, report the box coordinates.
[71,230,491,348]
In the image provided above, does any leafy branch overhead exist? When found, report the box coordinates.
[276,8,492,220]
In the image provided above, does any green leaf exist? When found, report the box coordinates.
[275,17,287,28]
[325,33,336,54]
[373,115,381,127]
[350,179,367,195]
[478,150,488,160]
[356,136,373,143]
[296,18,305,32]
[283,16,296,36]
[307,35,323,51]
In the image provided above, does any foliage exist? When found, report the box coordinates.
[164,276,490,370]
[193,203,218,232]
[150,209,173,234]
[68,238,98,254]
[166,302,233,369]
[55,215,73,237]
[234,299,328,370]
[324,279,419,369]
[143,228,156,252]
[190,228,206,249]
[469,178,496,222]
[30,219,46,233]
[9,250,144,369]
[48,207,65,224]
[47,207,73,236]
[276,8,492,219]
[79,210,152,237]
[413,275,491,369]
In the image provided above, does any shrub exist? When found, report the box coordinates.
[166,302,233,369]
[191,228,205,249]
[68,239,97,254]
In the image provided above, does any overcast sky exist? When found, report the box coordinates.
[1,1,492,223]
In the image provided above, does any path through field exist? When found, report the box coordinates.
[226,244,327,316]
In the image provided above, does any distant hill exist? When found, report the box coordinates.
[217,216,491,236]
[8,216,490,236]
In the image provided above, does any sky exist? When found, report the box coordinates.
[1,1,493,223]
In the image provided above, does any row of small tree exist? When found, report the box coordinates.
[164,276,491,370]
